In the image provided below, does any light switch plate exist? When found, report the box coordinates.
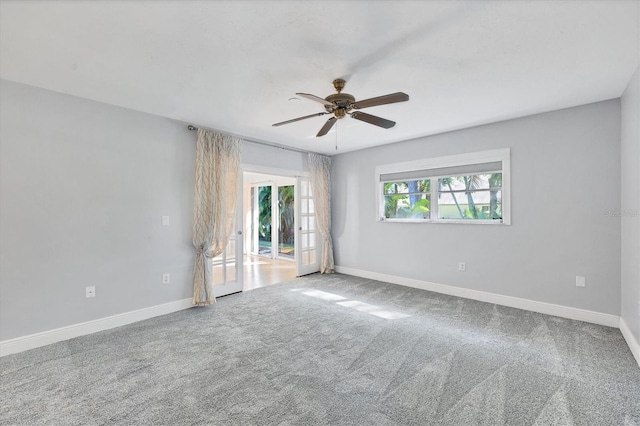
[576,276,586,288]
[161,216,170,226]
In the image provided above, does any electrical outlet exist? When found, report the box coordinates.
[576,276,586,288]
[162,273,170,284]
[86,286,96,298]
[458,262,466,272]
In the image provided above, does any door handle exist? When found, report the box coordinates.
[238,230,242,235]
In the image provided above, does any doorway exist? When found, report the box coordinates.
[243,171,298,289]
[212,168,320,297]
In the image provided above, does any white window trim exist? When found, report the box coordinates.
[375,148,511,225]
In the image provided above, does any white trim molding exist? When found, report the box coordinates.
[0,298,194,357]
[335,266,620,327]
[620,317,640,367]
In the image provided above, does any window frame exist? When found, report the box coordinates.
[375,148,511,225]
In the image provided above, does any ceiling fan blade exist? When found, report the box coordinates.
[351,92,409,110]
[296,93,335,108]
[272,112,329,127]
[350,111,396,129]
[316,117,337,137]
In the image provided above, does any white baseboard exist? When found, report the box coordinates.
[620,317,640,367]
[335,266,620,328]
[0,298,194,357]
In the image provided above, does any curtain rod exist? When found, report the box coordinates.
[187,124,319,156]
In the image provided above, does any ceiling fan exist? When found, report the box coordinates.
[272,79,409,137]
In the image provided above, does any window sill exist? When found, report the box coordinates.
[380,218,509,225]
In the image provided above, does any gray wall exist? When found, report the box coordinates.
[621,66,640,342]
[0,79,308,341]
[332,100,622,315]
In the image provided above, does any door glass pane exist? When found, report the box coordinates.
[308,199,314,214]
[212,235,237,286]
[309,233,316,248]
[258,186,272,255]
[225,262,236,283]
[250,187,257,253]
[212,257,224,285]
[278,185,295,259]
[308,216,315,231]
[308,249,316,264]
[226,239,236,260]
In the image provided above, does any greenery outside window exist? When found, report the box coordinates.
[437,173,502,220]
[384,179,430,219]
[376,149,511,224]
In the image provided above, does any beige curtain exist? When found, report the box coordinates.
[308,153,334,273]
[192,129,242,306]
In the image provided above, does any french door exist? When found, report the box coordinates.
[295,177,320,276]
[251,184,295,260]
[212,175,243,297]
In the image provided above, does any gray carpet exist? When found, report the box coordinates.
[1,274,639,425]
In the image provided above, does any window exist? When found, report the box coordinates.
[376,148,511,224]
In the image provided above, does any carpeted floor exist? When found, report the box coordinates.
[1,273,639,425]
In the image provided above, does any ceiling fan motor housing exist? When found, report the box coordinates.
[324,93,355,118]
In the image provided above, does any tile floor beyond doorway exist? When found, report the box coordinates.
[243,254,297,291]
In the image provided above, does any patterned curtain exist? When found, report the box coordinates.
[308,153,335,273]
[192,129,242,306]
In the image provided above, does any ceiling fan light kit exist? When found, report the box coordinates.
[273,79,409,137]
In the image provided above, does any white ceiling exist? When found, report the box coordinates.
[1,1,638,155]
